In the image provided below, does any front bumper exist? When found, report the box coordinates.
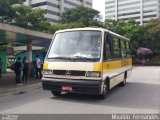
[42,77,102,94]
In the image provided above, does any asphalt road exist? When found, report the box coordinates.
[0,67,160,114]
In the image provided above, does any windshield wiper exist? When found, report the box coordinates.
[73,56,99,61]
[49,56,75,61]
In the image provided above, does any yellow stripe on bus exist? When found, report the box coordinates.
[93,62,103,72]
[43,61,48,70]
[94,58,132,73]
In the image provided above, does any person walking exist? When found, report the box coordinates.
[22,57,29,82]
[0,58,3,78]
[35,55,42,79]
[15,57,22,85]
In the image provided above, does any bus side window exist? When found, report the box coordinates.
[113,37,121,58]
[121,40,127,58]
[104,32,112,60]
[126,42,131,57]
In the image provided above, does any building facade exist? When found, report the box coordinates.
[105,0,160,25]
[25,0,92,23]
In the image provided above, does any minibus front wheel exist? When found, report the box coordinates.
[51,90,61,96]
[99,80,109,99]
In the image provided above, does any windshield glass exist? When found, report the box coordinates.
[47,30,102,61]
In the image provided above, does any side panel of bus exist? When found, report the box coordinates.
[102,32,132,89]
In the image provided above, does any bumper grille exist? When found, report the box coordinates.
[53,70,86,76]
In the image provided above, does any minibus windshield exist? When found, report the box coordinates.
[47,30,102,61]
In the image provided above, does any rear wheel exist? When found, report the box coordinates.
[51,90,61,96]
[120,73,127,87]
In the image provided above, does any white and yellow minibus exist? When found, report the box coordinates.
[42,28,132,99]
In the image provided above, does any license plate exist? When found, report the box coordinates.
[62,86,72,91]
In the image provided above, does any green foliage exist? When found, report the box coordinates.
[8,0,25,5]
[104,18,160,56]
[48,22,85,34]
[12,4,32,28]
[47,6,103,34]
[0,1,50,32]
[104,19,144,55]
[0,0,25,22]
[143,19,160,54]
[0,0,12,22]
[1,3,103,33]
[10,4,51,32]
[104,19,117,31]
[60,6,101,27]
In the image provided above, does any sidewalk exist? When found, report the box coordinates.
[0,70,42,96]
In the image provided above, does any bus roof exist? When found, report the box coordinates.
[55,27,130,41]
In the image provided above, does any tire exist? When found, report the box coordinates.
[51,90,61,96]
[120,73,127,87]
[98,82,109,99]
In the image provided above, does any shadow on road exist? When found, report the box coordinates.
[51,82,160,110]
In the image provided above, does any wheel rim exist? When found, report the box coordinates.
[103,84,107,95]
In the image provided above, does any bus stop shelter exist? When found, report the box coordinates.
[0,23,53,72]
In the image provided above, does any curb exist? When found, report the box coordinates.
[0,82,42,97]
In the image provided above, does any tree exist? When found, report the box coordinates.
[0,0,12,22]
[27,7,50,32]
[104,19,144,55]
[0,1,51,32]
[0,0,25,22]
[48,22,85,34]
[60,6,101,27]
[143,19,160,54]
[104,19,117,31]
[8,0,25,5]
[11,4,51,32]
[11,4,32,28]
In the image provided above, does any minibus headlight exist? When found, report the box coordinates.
[86,71,101,77]
[43,70,53,75]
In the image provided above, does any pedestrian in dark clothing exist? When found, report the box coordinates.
[22,57,29,82]
[0,58,2,78]
[22,57,27,65]
[22,57,26,82]
[15,57,22,85]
